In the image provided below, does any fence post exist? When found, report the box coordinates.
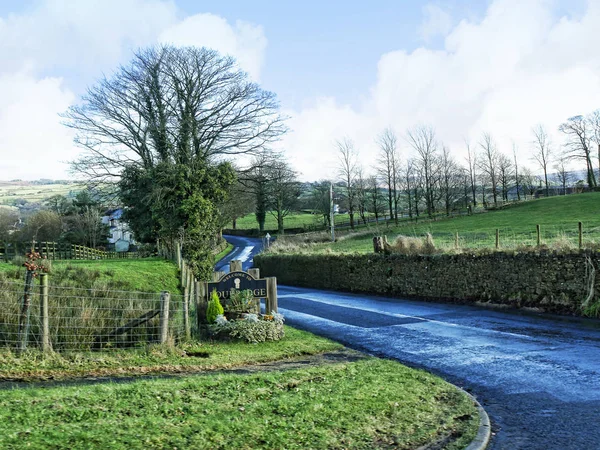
[536,224,541,247]
[229,260,242,272]
[17,270,34,353]
[495,229,499,249]
[579,222,583,249]
[266,277,278,313]
[159,291,170,344]
[196,281,208,339]
[213,271,225,282]
[175,242,182,269]
[248,268,260,279]
[183,285,190,340]
[454,232,459,250]
[40,273,50,352]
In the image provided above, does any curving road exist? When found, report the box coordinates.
[220,236,600,449]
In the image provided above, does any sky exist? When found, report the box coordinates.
[0,0,598,181]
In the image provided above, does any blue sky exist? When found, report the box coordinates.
[0,0,597,180]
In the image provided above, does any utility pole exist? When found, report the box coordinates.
[330,182,335,242]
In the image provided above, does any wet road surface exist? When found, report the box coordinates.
[221,236,600,449]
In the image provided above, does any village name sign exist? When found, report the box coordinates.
[207,271,268,300]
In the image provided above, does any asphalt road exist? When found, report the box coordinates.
[220,236,600,449]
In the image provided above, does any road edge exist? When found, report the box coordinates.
[464,390,492,450]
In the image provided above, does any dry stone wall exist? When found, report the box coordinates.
[254,251,599,315]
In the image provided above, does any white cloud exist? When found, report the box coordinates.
[0,1,268,180]
[159,14,267,80]
[419,3,453,42]
[0,70,76,179]
[284,0,600,181]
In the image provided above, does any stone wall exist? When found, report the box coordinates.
[254,251,600,315]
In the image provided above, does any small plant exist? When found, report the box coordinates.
[227,289,255,313]
[206,289,224,323]
[209,311,285,343]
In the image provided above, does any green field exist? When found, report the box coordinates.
[291,193,600,253]
[0,182,77,206]
[232,211,374,231]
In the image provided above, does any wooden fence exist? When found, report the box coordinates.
[0,241,138,261]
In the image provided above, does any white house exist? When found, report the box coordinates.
[101,208,135,252]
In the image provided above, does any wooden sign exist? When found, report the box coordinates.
[207,271,267,300]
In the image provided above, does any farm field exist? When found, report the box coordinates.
[0,181,77,206]
[302,192,600,253]
[232,211,376,231]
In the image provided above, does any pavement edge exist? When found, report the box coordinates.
[464,390,492,450]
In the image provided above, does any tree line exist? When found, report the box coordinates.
[327,111,600,229]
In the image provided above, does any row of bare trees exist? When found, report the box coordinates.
[331,109,600,228]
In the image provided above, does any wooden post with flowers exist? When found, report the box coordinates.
[18,251,48,353]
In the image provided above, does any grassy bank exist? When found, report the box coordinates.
[0,358,478,449]
[273,193,600,254]
[0,258,181,293]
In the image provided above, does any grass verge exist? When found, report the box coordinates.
[0,358,478,449]
[0,327,343,381]
[214,242,234,263]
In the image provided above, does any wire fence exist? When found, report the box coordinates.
[0,277,192,352]
[395,223,595,251]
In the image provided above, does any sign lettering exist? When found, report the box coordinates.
[207,271,268,300]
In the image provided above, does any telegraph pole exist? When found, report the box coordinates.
[330,182,335,242]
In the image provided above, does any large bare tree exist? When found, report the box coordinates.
[559,115,597,188]
[478,132,499,206]
[377,128,400,222]
[336,138,359,229]
[531,124,553,196]
[63,45,286,277]
[407,125,439,218]
[64,45,286,180]
[465,140,477,207]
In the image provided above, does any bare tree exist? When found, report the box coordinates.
[266,160,301,234]
[478,132,499,206]
[401,159,416,219]
[336,138,358,229]
[512,143,521,201]
[355,165,369,225]
[497,153,514,202]
[590,109,600,176]
[377,128,399,222]
[559,115,597,188]
[407,125,439,217]
[465,140,477,206]
[520,167,540,199]
[531,124,553,196]
[366,175,385,223]
[553,157,571,195]
[439,145,460,215]
[64,46,286,181]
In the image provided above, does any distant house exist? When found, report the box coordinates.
[101,208,135,251]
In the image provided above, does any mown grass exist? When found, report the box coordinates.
[300,193,600,253]
[0,327,342,381]
[0,358,478,450]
